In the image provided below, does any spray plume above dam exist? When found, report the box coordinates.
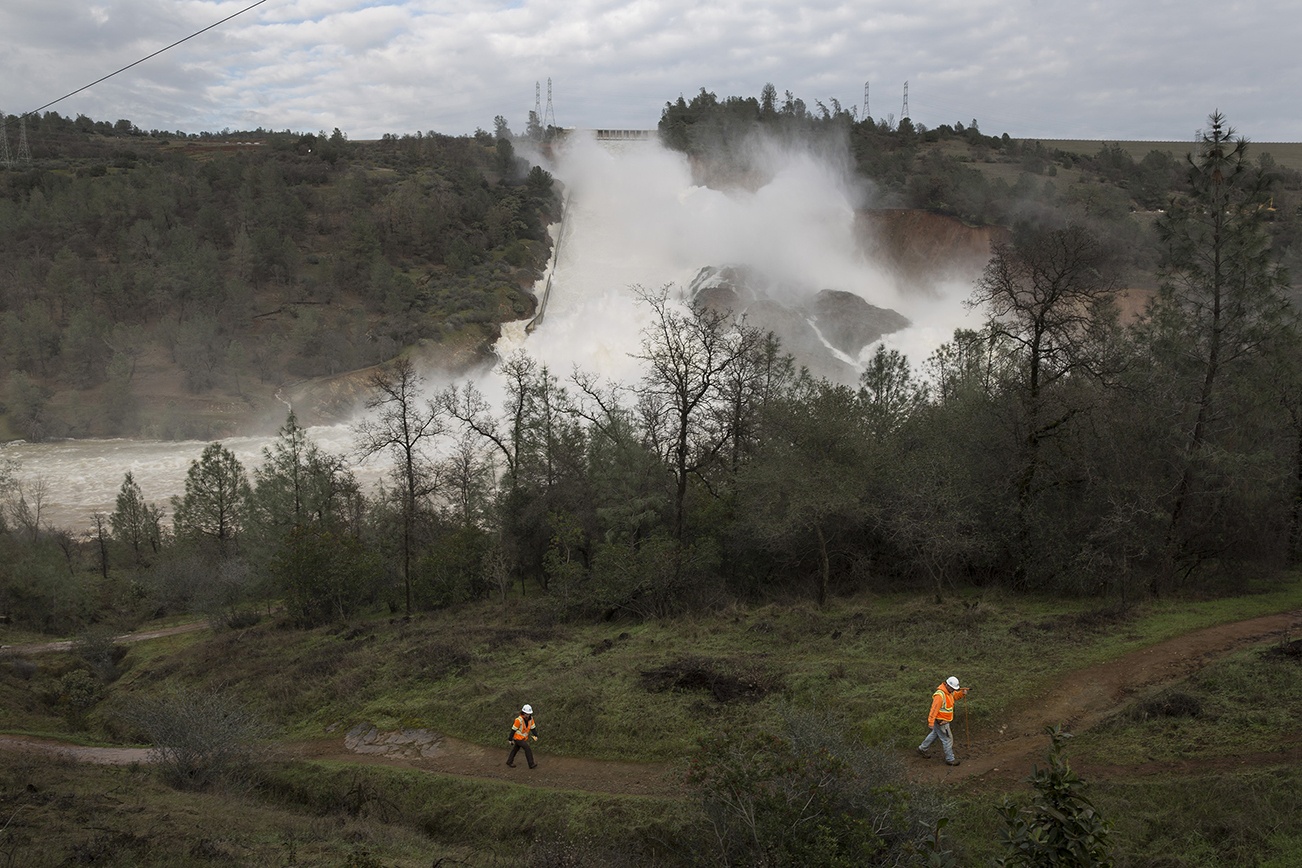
[499,131,979,381]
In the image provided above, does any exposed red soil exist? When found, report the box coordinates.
[3,609,1299,796]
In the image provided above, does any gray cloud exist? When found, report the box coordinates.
[2,0,1298,141]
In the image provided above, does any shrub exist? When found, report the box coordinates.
[995,725,1113,867]
[117,686,274,790]
[1130,691,1203,721]
[58,668,101,726]
[73,626,124,683]
[685,704,942,866]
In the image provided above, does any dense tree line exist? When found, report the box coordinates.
[0,112,558,440]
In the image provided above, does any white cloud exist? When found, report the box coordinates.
[0,0,1297,140]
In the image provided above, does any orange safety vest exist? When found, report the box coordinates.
[512,714,535,741]
[928,684,961,725]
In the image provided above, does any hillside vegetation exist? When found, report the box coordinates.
[2,585,1301,865]
[0,116,558,441]
[3,90,1302,866]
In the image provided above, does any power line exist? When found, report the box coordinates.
[21,0,272,120]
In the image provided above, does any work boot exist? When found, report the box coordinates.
[506,762,515,768]
[529,763,538,769]
[916,747,930,758]
[945,758,961,766]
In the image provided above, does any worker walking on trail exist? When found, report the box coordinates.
[506,704,538,769]
[917,676,968,766]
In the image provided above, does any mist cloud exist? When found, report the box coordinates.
[500,132,979,385]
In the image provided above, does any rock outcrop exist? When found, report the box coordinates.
[688,265,910,384]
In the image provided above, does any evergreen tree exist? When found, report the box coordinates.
[109,472,164,568]
[1147,111,1294,586]
[171,443,252,557]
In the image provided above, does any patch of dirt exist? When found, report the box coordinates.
[4,609,1300,796]
[640,657,775,703]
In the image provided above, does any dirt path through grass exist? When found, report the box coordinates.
[1,621,209,655]
[4,608,1299,794]
[908,607,1302,784]
[291,730,683,797]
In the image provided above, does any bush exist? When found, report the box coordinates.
[73,626,124,683]
[58,668,101,727]
[685,704,942,866]
[1130,691,1203,721]
[995,725,1113,867]
[117,686,274,790]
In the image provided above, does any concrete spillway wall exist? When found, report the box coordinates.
[594,129,655,140]
[525,188,570,333]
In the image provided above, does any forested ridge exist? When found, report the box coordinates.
[0,113,558,441]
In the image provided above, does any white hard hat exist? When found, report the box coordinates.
[522,704,533,714]
[946,676,960,690]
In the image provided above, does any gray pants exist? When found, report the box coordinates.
[919,721,955,761]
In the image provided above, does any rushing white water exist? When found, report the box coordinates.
[2,429,363,534]
[4,132,978,533]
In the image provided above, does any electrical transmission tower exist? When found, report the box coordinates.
[862,81,869,119]
[534,81,542,126]
[16,116,30,164]
[901,81,909,120]
[0,110,11,169]
[543,78,556,130]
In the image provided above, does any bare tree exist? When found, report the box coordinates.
[968,224,1122,583]
[354,357,445,616]
[6,477,50,542]
[632,285,768,541]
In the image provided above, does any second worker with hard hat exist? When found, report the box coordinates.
[917,676,968,766]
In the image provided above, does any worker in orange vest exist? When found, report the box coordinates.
[506,703,538,769]
[917,676,968,766]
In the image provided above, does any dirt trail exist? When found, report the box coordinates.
[3,609,1299,795]
[292,727,682,797]
[908,608,1302,784]
[1,621,209,655]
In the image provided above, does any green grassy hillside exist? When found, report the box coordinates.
[3,582,1301,866]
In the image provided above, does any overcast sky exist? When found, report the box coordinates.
[3,0,1299,143]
